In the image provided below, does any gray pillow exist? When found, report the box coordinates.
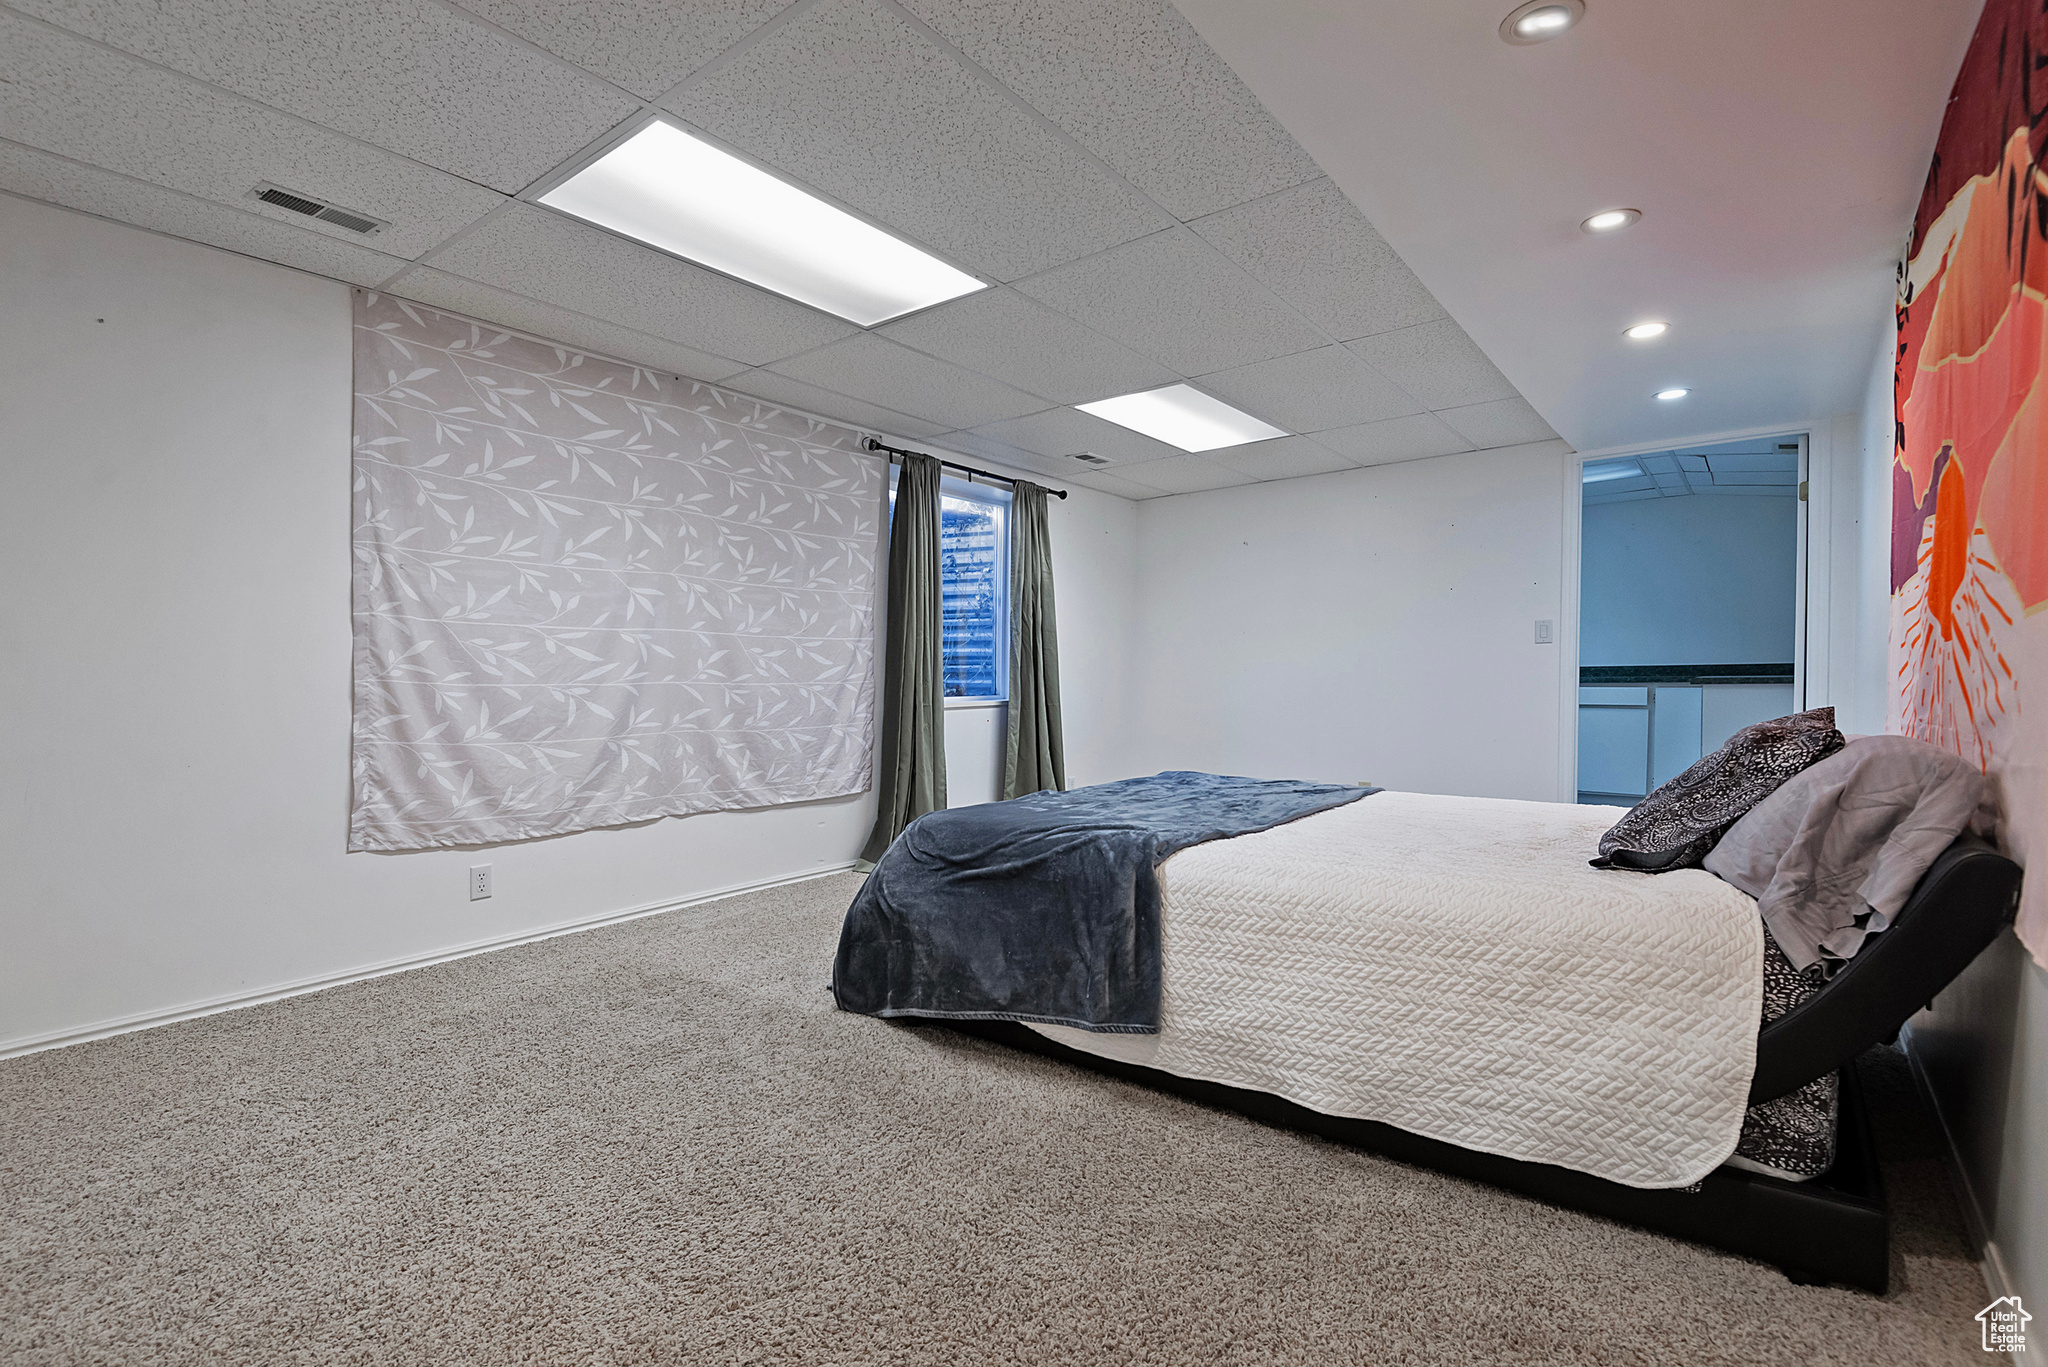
[1593,707,1844,872]
[1703,735,1986,970]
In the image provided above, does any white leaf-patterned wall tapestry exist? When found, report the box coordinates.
[350,291,881,852]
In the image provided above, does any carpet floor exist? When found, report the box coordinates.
[0,871,2006,1365]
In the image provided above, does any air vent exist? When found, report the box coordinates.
[1066,452,1111,466]
[248,182,387,236]
[256,186,325,216]
[315,206,381,234]
[1776,443,1800,452]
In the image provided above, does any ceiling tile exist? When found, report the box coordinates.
[1060,467,1169,499]
[1673,439,1785,455]
[0,14,505,260]
[1436,397,1559,449]
[10,0,635,192]
[665,0,1164,281]
[384,266,750,384]
[1312,413,1474,466]
[878,288,1174,404]
[898,0,1321,220]
[1344,319,1520,410]
[1016,230,1326,376]
[1705,452,1799,472]
[937,438,1081,485]
[1195,345,1419,434]
[450,0,792,99]
[0,140,408,287]
[770,333,1046,430]
[1582,456,1641,479]
[970,406,1182,464]
[428,203,853,366]
[1587,475,1658,496]
[1191,178,1444,341]
[1115,452,1250,494]
[723,367,949,440]
[1208,435,1356,481]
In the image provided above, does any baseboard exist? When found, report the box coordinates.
[1981,1238,2021,1304]
[1899,1023,2015,1302]
[0,862,859,1060]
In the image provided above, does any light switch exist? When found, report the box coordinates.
[1534,619,1555,644]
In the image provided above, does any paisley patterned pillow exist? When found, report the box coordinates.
[1593,707,1843,872]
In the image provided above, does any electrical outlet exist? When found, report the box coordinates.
[469,864,492,900]
[1534,619,1555,644]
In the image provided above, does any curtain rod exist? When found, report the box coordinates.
[864,438,1069,499]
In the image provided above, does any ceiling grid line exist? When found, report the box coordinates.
[0,1,513,211]
[393,199,530,280]
[418,0,665,112]
[873,0,1193,228]
[864,0,1436,436]
[0,135,409,274]
[0,0,1575,497]
[640,0,833,109]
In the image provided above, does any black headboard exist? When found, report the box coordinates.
[1749,835,2022,1102]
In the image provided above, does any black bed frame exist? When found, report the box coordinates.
[930,837,2023,1295]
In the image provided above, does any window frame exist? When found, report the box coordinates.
[886,467,1013,708]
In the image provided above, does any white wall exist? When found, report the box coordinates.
[1122,443,1569,799]
[1028,470,1140,791]
[0,195,1137,1052]
[1579,495,1798,666]
[1819,341,1898,737]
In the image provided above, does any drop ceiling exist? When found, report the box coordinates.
[0,0,1569,500]
[1582,438,1802,506]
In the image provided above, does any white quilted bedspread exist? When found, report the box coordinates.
[1030,791,1765,1189]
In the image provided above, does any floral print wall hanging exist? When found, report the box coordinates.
[350,292,881,851]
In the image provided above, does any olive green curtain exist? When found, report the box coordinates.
[860,452,947,863]
[1003,480,1066,799]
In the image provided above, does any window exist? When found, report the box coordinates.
[940,491,1007,699]
[888,472,1010,701]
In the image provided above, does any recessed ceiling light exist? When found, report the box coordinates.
[1581,208,1641,234]
[1624,321,1668,340]
[1656,388,1691,401]
[1077,384,1286,452]
[1501,0,1584,45]
[539,120,987,326]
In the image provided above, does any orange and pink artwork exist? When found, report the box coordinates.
[1895,0,2048,964]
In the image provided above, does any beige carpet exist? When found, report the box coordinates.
[0,872,2005,1365]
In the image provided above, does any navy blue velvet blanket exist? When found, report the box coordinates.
[830,771,1378,1033]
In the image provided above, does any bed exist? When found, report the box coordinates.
[831,768,2021,1293]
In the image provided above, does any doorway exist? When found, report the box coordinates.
[1575,434,1804,804]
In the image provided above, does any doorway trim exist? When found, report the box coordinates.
[1554,419,1833,803]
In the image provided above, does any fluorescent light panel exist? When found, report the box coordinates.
[1077,384,1286,452]
[540,122,987,326]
